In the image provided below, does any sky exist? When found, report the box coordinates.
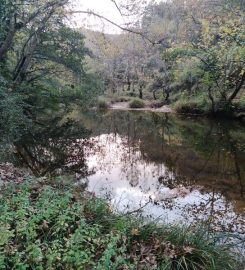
[71,0,157,33]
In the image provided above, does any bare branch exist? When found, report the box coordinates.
[70,10,157,45]
[110,0,124,17]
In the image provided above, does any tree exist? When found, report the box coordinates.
[163,0,245,113]
[0,0,68,61]
[0,0,102,141]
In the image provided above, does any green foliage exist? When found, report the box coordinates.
[174,94,211,114]
[129,99,145,108]
[0,180,241,269]
[0,0,102,142]
[37,26,88,77]
[97,99,110,110]
[94,0,245,116]
[0,81,32,142]
[166,4,245,114]
[163,48,189,61]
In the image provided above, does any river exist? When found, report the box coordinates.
[6,110,245,234]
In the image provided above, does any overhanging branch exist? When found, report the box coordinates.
[70,10,157,45]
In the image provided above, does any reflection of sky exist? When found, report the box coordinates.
[84,134,245,233]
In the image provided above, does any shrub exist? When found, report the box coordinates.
[174,94,210,114]
[129,99,145,108]
[97,99,109,110]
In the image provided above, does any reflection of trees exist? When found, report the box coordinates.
[181,189,245,233]
[72,111,245,230]
[175,118,245,205]
[87,133,144,188]
[15,118,93,176]
[84,111,245,207]
[222,124,244,201]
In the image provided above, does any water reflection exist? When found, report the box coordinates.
[14,117,92,177]
[77,111,244,233]
[5,110,245,233]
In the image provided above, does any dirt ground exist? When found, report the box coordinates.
[110,102,175,113]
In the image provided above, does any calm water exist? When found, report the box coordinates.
[8,110,245,233]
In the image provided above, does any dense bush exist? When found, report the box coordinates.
[97,99,109,110]
[0,180,241,269]
[129,99,145,108]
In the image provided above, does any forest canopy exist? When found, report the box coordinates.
[0,0,244,142]
[85,0,245,116]
[0,2,244,269]
[0,0,101,140]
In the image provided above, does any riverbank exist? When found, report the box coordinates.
[110,101,174,113]
[0,174,243,269]
[97,97,245,120]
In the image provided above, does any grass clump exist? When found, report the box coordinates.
[97,99,109,110]
[129,98,145,108]
[0,180,241,269]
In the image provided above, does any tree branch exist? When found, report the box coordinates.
[70,10,157,45]
[110,0,124,17]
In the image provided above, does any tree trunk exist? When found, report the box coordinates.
[164,89,170,103]
[228,72,245,102]
[208,87,216,113]
[13,34,40,83]
[153,89,157,100]
[127,81,131,91]
[0,27,16,61]
[139,86,143,99]
[13,10,55,84]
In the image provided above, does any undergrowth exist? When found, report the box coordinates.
[0,180,242,269]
